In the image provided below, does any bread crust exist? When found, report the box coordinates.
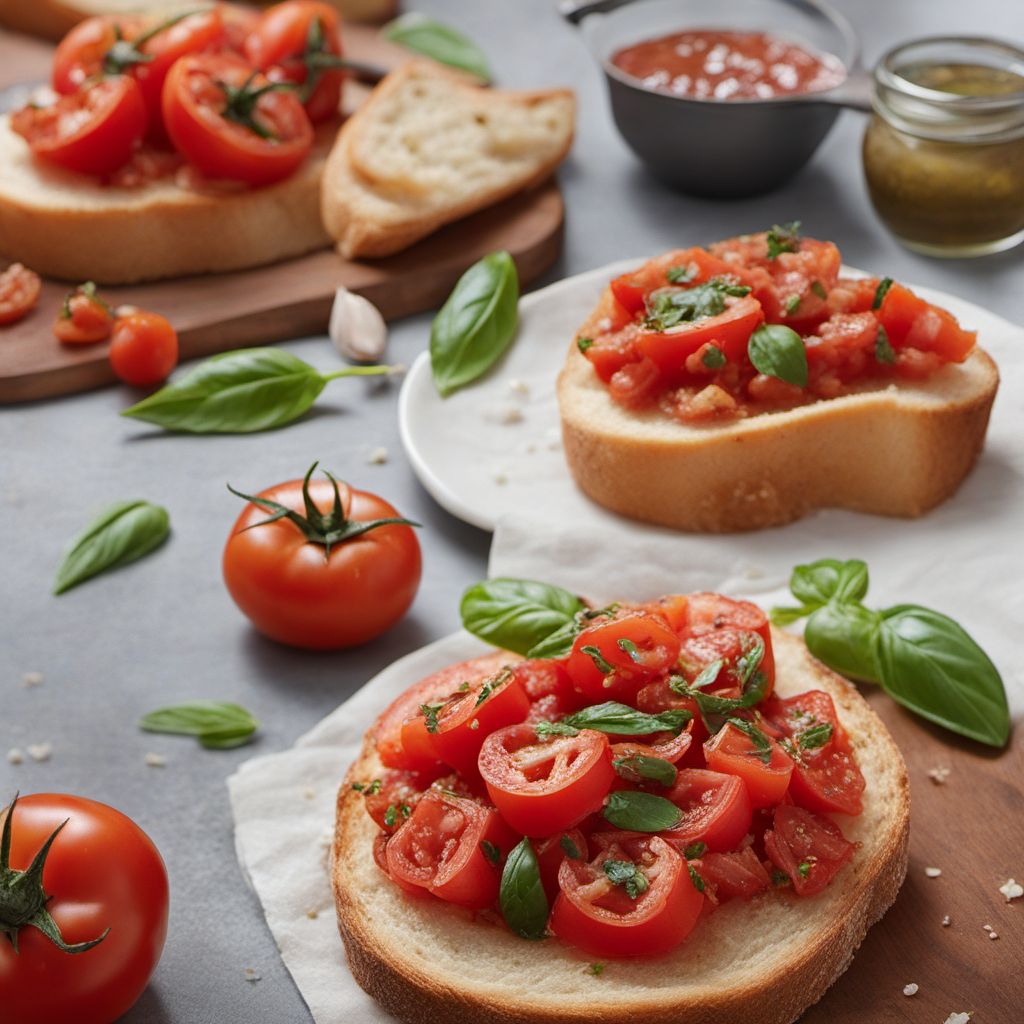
[0,117,333,284]
[332,633,910,1024]
[321,61,575,259]
[556,285,999,532]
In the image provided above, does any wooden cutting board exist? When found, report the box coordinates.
[0,25,565,403]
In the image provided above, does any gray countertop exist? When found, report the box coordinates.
[2,1,1022,1021]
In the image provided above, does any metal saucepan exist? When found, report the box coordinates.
[561,0,872,197]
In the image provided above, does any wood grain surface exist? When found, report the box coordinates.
[0,24,565,402]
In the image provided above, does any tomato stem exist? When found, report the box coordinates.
[227,462,420,560]
[0,794,110,955]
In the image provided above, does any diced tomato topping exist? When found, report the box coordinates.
[764,804,854,896]
[662,768,752,853]
[698,847,772,901]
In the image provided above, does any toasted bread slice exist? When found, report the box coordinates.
[0,115,333,284]
[331,630,910,1024]
[320,60,574,259]
[557,283,999,532]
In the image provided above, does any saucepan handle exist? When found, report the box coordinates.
[558,0,641,26]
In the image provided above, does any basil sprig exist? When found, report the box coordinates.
[603,791,682,832]
[430,251,519,396]
[748,324,808,388]
[643,277,750,332]
[613,754,677,787]
[139,700,260,749]
[499,838,548,940]
[383,13,491,81]
[773,559,1009,747]
[536,702,690,739]
[670,632,769,726]
[766,221,801,259]
[122,348,394,434]
[54,500,169,594]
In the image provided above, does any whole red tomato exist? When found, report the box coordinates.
[109,311,179,385]
[223,463,422,649]
[0,793,169,1024]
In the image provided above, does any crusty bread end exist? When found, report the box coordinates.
[331,630,910,1024]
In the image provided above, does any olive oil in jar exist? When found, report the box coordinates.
[863,38,1024,257]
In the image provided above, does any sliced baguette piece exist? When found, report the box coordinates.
[0,115,333,284]
[332,630,910,1024]
[320,60,575,259]
[557,283,999,532]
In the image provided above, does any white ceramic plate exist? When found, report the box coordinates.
[399,260,1020,531]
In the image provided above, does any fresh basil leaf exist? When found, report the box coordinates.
[430,251,519,396]
[562,702,691,736]
[54,500,169,595]
[560,835,582,860]
[460,577,583,656]
[811,280,828,300]
[383,12,491,81]
[770,604,816,626]
[687,863,706,892]
[139,700,259,749]
[643,277,750,332]
[581,644,614,674]
[690,659,723,689]
[748,324,808,388]
[804,601,883,684]
[666,263,697,284]
[603,791,682,832]
[790,558,869,608]
[121,348,390,434]
[798,722,834,750]
[702,345,727,369]
[766,221,801,259]
[726,718,773,764]
[875,324,896,365]
[683,841,706,859]
[613,754,677,787]
[481,840,501,866]
[876,605,1009,747]
[784,294,801,315]
[527,619,580,660]
[500,838,548,940]
[603,859,649,899]
[873,276,894,310]
[577,337,593,353]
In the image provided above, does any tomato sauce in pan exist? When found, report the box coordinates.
[611,30,846,101]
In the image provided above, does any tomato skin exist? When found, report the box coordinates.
[109,311,178,386]
[361,770,433,833]
[0,263,42,325]
[764,804,854,896]
[222,477,421,649]
[566,611,682,704]
[51,16,136,94]
[245,0,345,123]
[879,283,976,363]
[662,768,752,853]
[535,828,588,904]
[13,76,147,176]
[385,791,512,908]
[697,847,771,901]
[0,794,169,1024]
[479,724,615,836]
[551,836,703,957]
[162,54,314,185]
[685,592,775,693]
[704,724,794,809]
[53,288,114,345]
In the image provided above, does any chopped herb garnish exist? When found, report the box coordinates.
[581,645,614,674]
[613,753,678,787]
[643,276,751,332]
[577,336,594,353]
[560,834,582,860]
[666,263,697,284]
[727,717,774,765]
[351,778,382,794]
[588,962,605,977]
[875,324,896,365]
[766,221,801,259]
[798,722,834,750]
[784,294,801,315]
[772,869,791,887]
[474,669,511,708]
[481,840,501,865]
[683,841,707,860]
[457,681,471,692]
[872,276,894,310]
[702,345,727,370]
[811,280,828,300]
[421,702,444,734]
[616,637,643,664]
[603,859,649,899]
[798,861,812,878]
[687,863,706,892]
[384,803,410,828]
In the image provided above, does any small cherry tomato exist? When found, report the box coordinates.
[385,791,513,908]
[109,312,179,386]
[162,54,314,185]
[661,768,752,853]
[764,804,854,896]
[0,263,42,325]
[222,464,421,649]
[0,793,169,1024]
[550,835,703,958]
[53,283,114,345]
[244,0,345,123]
[479,723,615,836]
[566,610,682,704]
[704,723,794,809]
[51,15,144,93]
[12,76,147,176]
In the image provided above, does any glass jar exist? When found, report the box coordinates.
[863,36,1024,257]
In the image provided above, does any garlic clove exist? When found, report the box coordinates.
[329,287,388,363]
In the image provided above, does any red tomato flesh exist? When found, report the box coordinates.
[662,768,753,853]
[764,804,854,896]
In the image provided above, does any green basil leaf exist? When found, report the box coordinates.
[726,717,773,764]
[875,324,896,365]
[798,722,834,750]
[122,348,389,434]
[383,13,491,81]
[873,276,894,310]
[766,221,801,259]
[790,558,869,608]
[747,324,808,388]
[430,251,519,396]
[603,791,682,832]
[460,577,583,656]
[804,602,883,684]
[499,838,548,940]
[613,754,677,787]
[53,500,169,594]
[769,604,816,626]
[561,702,691,736]
[139,700,260,749]
[643,277,750,332]
[876,605,1009,747]
[603,859,648,899]
[526,619,580,660]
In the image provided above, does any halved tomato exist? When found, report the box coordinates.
[535,828,588,904]
[636,680,707,749]
[385,790,513,908]
[52,15,144,93]
[697,847,771,901]
[661,768,752,853]
[704,723,793,809]
[610,723,692,767]
[764,804,853,896]
[361,769,431,833]
[550,835,702,957]
[609,248,738,317]
[566,611,681,704]
[479,723,614,836]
